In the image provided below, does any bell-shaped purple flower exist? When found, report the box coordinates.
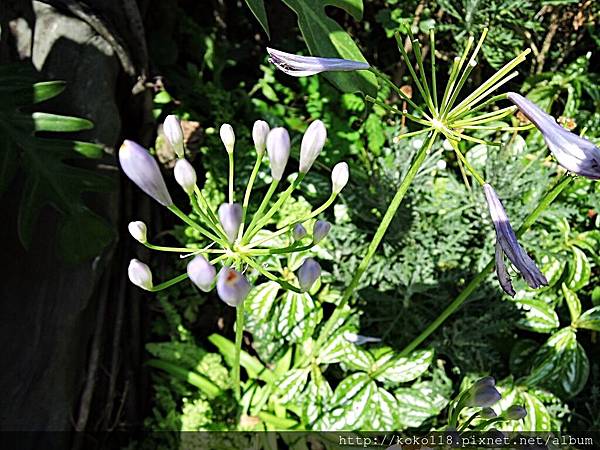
[266,127,290,181]
[297,258,321,292]
[163,115,184,158]
[217,267,251,307]
[505,405,527,420]
[466,376,501,408]
[507,92,600,179]
[187,255,216,292]
[218,203,242,243]
[299,120,327,173]
[128,259,153,291]
[119,140,173,207]
[293,223,307,241]
[267,48,370,77]
[483,184,547,297]
[252,120,270,155]
[312,220,331,244]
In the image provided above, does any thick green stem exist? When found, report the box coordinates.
[228,151,235,204]
[396,175,573,358]
[312,131,438,354]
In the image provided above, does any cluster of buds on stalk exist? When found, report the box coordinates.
[267,26,599,296]
[120,114,349,307]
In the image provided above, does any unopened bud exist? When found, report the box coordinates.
[218,203,243,243]
[480,408,497,419]
[297,258,321,292]
[266,128,290,181]
[252,120,270,155]
[174,159,197,194]
[299,120,327,173]
[313,220,331,244]
[217,267,251,307]
[187,255,216,292]
[128,221,147,243]
[128,259,153,291]
[163,115,184,158]
[467,377,501,408]
[220,123,235,153]
[331,161,349,193]
[505,405,527,420]
[293,223,307,241]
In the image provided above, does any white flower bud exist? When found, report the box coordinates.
[297,258,321,292]
[220,123,235,153]
[312,220,331,244]
[331,161,349,193]
[163,115,184,158]
[128,221,147,243]
[266,127,290,181]
[174,159,197,194]
[293,223,307,241]
[187,255,216,292]
[218,203,243,243]
[217,267,251,307]
[252,120,270,155]
[299,120,327,173]
[128,259,153,291]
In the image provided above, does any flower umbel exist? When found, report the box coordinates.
[483,184,547,296]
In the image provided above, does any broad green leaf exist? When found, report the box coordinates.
[519,391,553,432]
[320,373,376,429]
[58,209,114,263]
[526,327,589,398]
[566,247,591,291]
[280,0,377,95]
[394,379,450,428]
[341,343,375,372]
[32,80,67,103]
[373,349,433,384]
[303,368,333,425]
[364,387,400,430]
[258,411,298,430]
[539,254,564,287]
[244,0,270,38]
[146,359,221,399]
[245,281,280,330]
[277,291,322,342]
[561,283,581,323]
[274,368,310,404]
[31,112,94,132]
[573,306,600,331]
[208,334,274,382]
[509,339,539,374]
[514,298,559,333]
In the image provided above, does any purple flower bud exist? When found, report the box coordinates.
[128,259,153,291]
[297,258,321,292]
[299,120,327,173]
[266,127,291,181]
[217,267,251,307]
[220,123,235,153]
[218,203,242,243]
[331,161,349,193]
[187,255,216,292]
[128,221,147,243]
[312,220,331,244]
[480,407,497,419]
[293,223,307,241]
[119,140,173,206]
[505,405,527,420]
[483,184,547,296]
[507,92,600,179]
[267,47,370,77]
[163,115,184,158]
[467,378,502,408]
[252,120,270,155]
[174,159,197,194]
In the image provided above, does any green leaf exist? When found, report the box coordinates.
[539,254,565,287]
[573,306,600,331]
[277,291,322,343]
[31,112,94,132]
[364,387,401,430]
[566,246,591,291]
[280,0,376,95]
[372,349,433,384]
[274,368,310,404]
[208,334,274,382]
[509,339,539,375]
[341,343,375,372]
[58,209,115,263]
[303,368,333,425]
[320,373,376,429]
[561,283,582,323]
[244,0,270,38]
[31,80,67,104]
[526,327,589,398]
[519,391,553,432]
[146,359,221,399]
[394,379,450,428]
[514,298,559,333]
[258,411,298,430]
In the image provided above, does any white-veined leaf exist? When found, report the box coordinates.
[373,349,434,384]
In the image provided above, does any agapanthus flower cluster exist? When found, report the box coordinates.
[267,27,599,296]
[121,115,349,307]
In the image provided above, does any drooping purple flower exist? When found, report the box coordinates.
[187,254,216,292]
[216,267,251,307]
[483,184,548,296]
[507,92,600,180]
[218,203,243,243]
[297,258,321,292]
[119,140,173,206]
[267,48,370,77]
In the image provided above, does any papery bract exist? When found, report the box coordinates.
[267,47,370,77]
